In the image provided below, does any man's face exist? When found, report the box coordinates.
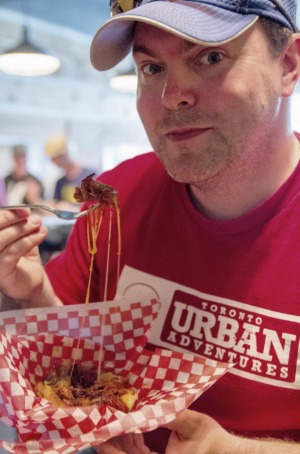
[52,155,68,169]
[133,22,284,189]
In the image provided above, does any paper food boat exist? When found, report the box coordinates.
[0,295,233,453]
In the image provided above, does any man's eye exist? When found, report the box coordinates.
[142,63,162,75]
[200,51,224,65]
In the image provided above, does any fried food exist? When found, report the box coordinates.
[74,173,118,207]
[35,364,137,412]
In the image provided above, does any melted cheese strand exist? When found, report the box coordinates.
[97,208,113,380]
[115,201,121,285]
[86,207,103,305]
[71,206,103,380]
[71,196,121,384]
[103,208,113,302]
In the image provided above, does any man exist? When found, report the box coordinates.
[0,0,299,453]
[44,135,95,207]
[4,144,44,205]
[40,135,96,263]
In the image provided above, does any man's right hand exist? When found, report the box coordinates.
[0,208,51,304]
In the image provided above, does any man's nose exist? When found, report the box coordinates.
[161,72,197,110]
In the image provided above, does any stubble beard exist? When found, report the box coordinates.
[155,129,231,187]
[145,108,232,187]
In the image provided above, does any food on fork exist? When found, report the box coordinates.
[74,173,118,207]
[35,364,137,412]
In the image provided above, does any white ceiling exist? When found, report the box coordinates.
[0,0,110,36]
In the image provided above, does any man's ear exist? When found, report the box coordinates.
[281,34,300,97]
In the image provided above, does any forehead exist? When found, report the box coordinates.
[133,22,199,50]
[133,22,199,59]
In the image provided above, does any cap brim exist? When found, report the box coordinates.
[90,1,258,71]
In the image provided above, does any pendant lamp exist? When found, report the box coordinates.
[0,27,61,77]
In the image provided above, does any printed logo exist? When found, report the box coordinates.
[161,290,299,383]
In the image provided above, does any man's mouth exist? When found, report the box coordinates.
[166,127,211,142]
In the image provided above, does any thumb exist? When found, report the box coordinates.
[165,410,202,439]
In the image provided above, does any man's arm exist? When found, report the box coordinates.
[95,410,299,454]
[165,410,299,454]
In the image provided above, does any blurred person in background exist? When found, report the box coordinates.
[40,135,96,264]
[0,178,7,206]
[4,144,44,205]
[44,135,95,210]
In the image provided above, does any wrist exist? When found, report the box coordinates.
[30,276,62,308]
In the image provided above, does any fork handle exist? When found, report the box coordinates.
[0,204,54,214]
[0,204,44,210]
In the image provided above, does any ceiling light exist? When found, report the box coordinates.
[0,27,61,77]
[110,67,137,93]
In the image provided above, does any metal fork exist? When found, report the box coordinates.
[0,204,97,220]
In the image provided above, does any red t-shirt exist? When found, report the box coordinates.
[46,133,300,450]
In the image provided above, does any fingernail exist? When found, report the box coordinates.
[39,225,48,234]
[29,215,41,225]
[15,208,30,218]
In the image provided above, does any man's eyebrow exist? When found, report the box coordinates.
[132,44,156,58]
[133,40,199,58]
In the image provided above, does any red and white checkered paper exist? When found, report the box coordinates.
[0,296,233,454]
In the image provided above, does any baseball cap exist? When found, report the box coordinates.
[45,135,68,159]
[90,0,298,71]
